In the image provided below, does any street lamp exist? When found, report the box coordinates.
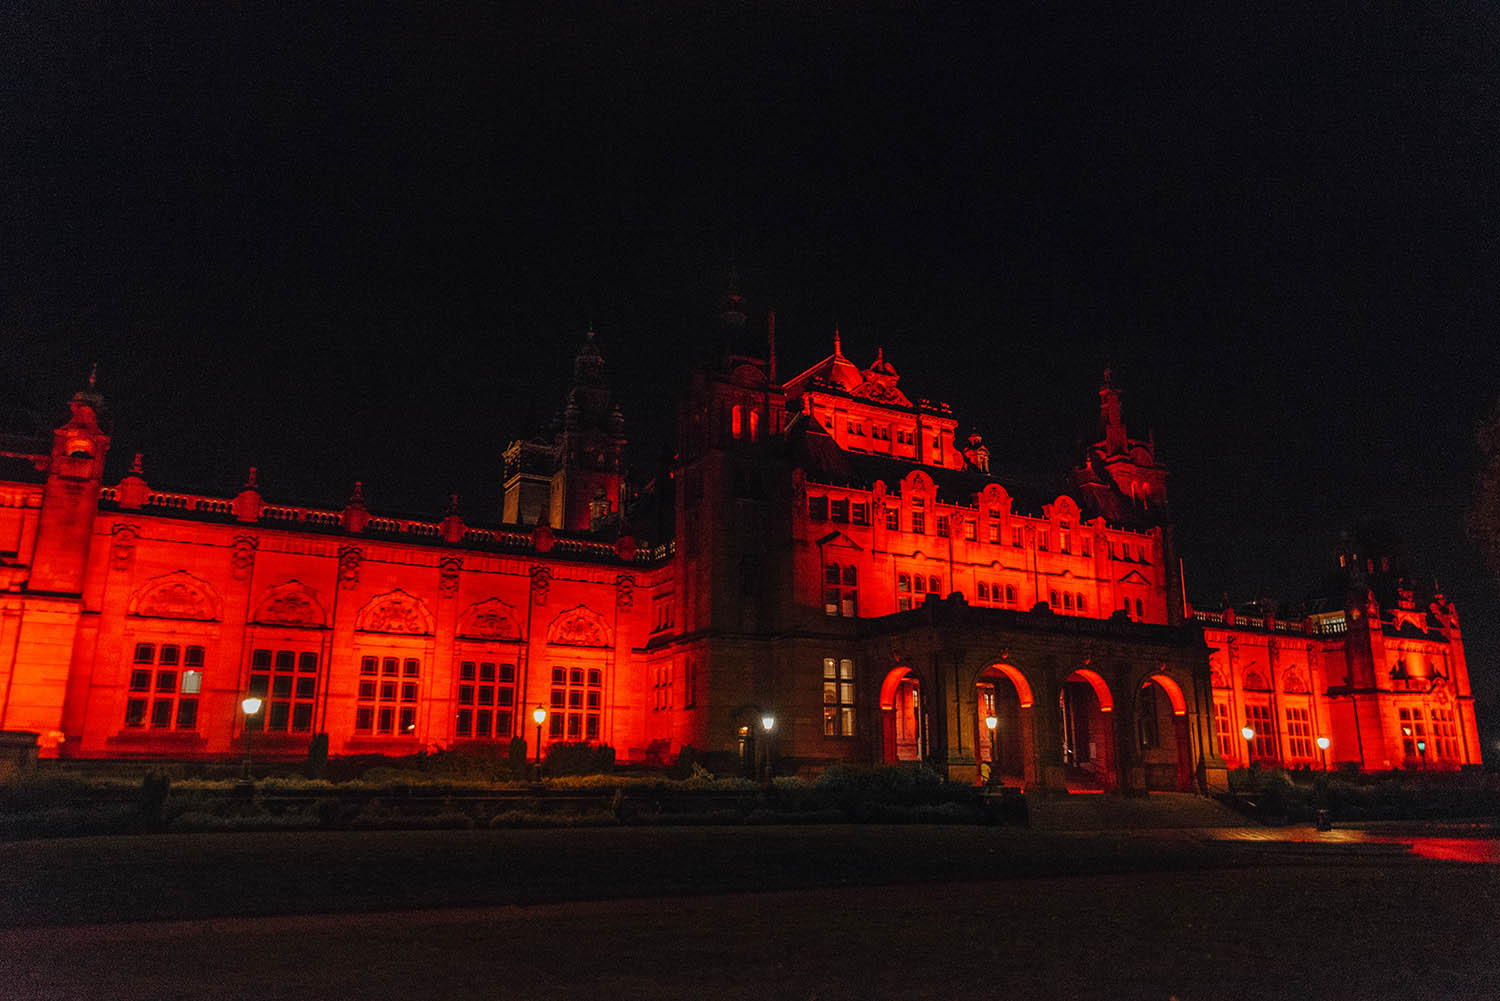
[1316,735,1330,772]
[240,696,263,780]
[532,706,547,780]
[1241,725,1256,770]
[1416,739,1427,771]
[984,714,998,783]
[759,714,775,783]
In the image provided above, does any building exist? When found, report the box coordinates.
[0,300,1482,789]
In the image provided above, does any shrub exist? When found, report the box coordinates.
[305,733,330,779]
[544,742,616,777]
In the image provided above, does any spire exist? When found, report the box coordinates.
[1099,367,1127,455]
[834,327,843,357]
[88,362,98,390]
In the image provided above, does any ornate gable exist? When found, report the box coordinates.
[128,571,222,621]
[253,580,327,628]
[356,589,435,635]
[546,604,611,647]
[458,598,522,641]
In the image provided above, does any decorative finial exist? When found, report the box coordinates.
[129,453,144,475]
[834,327,842,357]
[1102,364,1112,388]
[245,466,258,490]
[349,481,365,504]
[447,493,461,516]
[88,362,98,389]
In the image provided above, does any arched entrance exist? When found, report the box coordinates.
[975,664,1034,787]
[1136,673,1194,791]
[879,667,924,763]
[1060,668,1117,792]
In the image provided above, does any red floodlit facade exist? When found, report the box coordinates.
[0,304,1482,789]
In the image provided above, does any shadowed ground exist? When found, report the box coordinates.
[3,814,1498,1000]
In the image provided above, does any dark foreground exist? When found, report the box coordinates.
[3,825,1498,1000]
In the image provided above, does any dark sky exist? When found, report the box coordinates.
[3,6,1499,706]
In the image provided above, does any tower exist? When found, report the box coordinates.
[29,375,110,594]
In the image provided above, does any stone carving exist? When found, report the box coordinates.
[338,545,362,590]
[253,580,326,627]
[457,598,521,641]
[439,556,462,598]
[110,523,139,573]
[129,571,221,621]
[615,573,635,610]
[531,565,552,607]
[1282,669,1309,694]
[546,604,611,647]
[1210,668,1229,689]
[356,589,434,635]
[231,534,258,581]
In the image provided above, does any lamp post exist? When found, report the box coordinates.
[760,713,775,783]
[984,714,998,784]
[240,696,263,781]
[1241,725,1256,770]
[532,706,547,781]
[1316,735,1330,772]
[1416,739,1427,771]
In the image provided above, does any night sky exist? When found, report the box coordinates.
[4,7,1498,707]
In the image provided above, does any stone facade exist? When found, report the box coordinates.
[0,311,1482,789]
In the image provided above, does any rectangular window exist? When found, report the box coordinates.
[935,516,949,538]
[824,563,858,617]
[808,495,828,521]
[851,502,869,526]
[1012,526,1023,548]
[249,648,319,734]
[823,657,856,737]
[897,573,912,612]
[963,519,975,540]
[829,498,849,523]
[1398,707,1427,759]
[911,497,925,535]
[357,654,419,735]
[456,660,516,739]
[1285,706,1312,759]
[550,665,603,744]
[1245,704,1274,762]
[1037,532,1048,552]
[1213,701,1233,758]
[124,642,204,731]
[885,508,899,531]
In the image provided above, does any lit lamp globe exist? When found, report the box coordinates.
[1240,726,1255,767]
[760,714,775,732]
[532,706,547,728]
[1316,736,1330,751]
[241,696,263,716]
[985,714,998,732]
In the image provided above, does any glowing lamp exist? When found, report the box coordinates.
[531,707,548,779]
[241,697,263,716]
[239,696,263,781]
[761,714,775,732]
[985,715,998,731]
[1240,726,1255,742]
[532,706,547,726]
[1417,740,1426,753]
[1316,736,1330,751]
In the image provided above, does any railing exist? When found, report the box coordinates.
[97,479,671,565]
[1191,608,1349,636]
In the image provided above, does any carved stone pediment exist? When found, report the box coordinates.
[458,598,521,641]
[128,571,222,621]
[356,589,434,635]
[253,580,327,627]
[546,604,611,648]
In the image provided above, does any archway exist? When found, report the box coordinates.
[1136,673,1194,792]
[975,663,1034,787]
[879,667,924,763]
[1060,668,1117,792]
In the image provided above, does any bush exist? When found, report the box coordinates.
[305,733,329,779]
[544,742,616,777]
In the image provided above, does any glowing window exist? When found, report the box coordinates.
[124,643,204,731]
[823,657,856,737]
[356,653,418,735]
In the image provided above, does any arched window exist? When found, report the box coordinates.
[1062,592,1073,610]
[731,406,743,438]
[977,582,989,601]
[913,575,927,595]
[1076,593,1086,612]
[1005,584,1016,603]
[1135,598,1143,618]
[929,575,940,595]
[749,409,760,441]
[897,573,912,611]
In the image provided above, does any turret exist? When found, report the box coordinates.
[28,372,110,594]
